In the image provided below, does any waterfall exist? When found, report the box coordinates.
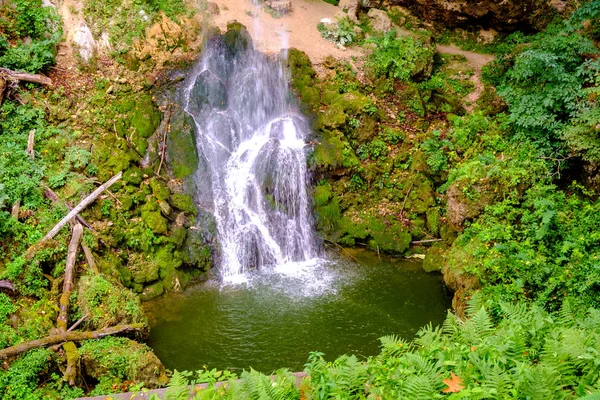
[183,25,319,280]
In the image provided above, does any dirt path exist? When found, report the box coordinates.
[436,44,494,111]
[209,0,363,63]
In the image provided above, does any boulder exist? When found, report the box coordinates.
[72,23,96,64]
[188,70,228,116]
[339,0,360,22]
[367,8,392,33]
[265,0,292,14]
[388,0,569,31]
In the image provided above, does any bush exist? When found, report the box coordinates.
[317,17,357,48]
[0,0,62,73]
[366,31,434,81]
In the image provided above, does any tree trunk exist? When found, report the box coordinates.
[57,224,83,332]
[0,324,145,359]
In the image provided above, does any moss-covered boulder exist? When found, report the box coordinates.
[422,242,447,272]
[223,21,253,54]
[149,178,170,201]
[139,281,164,301]
[77,274,147,330]
[169,193,197,215]
[141,203,168,235]
[79,337,168,391]
[167,107,198,179]
[319,104,346,129]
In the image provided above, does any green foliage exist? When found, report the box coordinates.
[0,0,62,72]
[453,183,600,311]
[366,31,434,81]
[317,18,357,48]
[0,349,53,400]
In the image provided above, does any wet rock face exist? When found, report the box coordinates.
[388,0,563,31]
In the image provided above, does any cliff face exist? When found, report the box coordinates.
[388,0,570,31]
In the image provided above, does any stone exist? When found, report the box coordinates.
[80,338,168,388]
[188,70,228,116]
[423,243,446,273]
[72,23,96,64]
[389,0,562,31]
[367,8,393,33]
[139,281,164,301]
[339,0,360,22]
[265,0,292,14]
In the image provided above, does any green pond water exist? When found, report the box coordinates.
[144,249,451,373]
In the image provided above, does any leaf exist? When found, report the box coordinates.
[441,372,465,393]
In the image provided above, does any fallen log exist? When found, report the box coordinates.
[27,171,122,259]
[0,323,145,359]
[57,223,83,332]
[43,187,94,231]
[0,67,53,86]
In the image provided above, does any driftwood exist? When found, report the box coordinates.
[11,200,19,219]
[27,129,35,159]
[156,105,172,175]
[81,244,98,274]
[0,68,53,86]
[411,239,443,244]
[27,172,122,259]
[57,224,83,332]
[0,68,53,106]
[0,323,145,359]
[0,280,15,292]
[43,187,94,231]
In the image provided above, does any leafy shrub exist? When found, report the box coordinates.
[367,31,434,81]
[0,0,62,73]
[317,18,357,48]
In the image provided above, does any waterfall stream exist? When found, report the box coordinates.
[183,25,319,280]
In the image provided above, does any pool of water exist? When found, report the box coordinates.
[144,249,451,373]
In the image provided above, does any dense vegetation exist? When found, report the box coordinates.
[1,0,600,398]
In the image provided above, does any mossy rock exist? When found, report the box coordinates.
[339,91,370,115]
[422,242,447,273]
[149,178,170,201]
[123,166,144,186]
[115,97,136,113]
[368,218,412,254]
[131,96,161,139]
[167,108,198,179]
[188,70,228,116]
[79,337,168,389]
[223,21,253,54]
[129,254,160,284]
[139,281,164,301]
[319,104,346,129]
[426,207,440,235]
[182,230,213,271]
[169,193,197,215]
[141,209,168,235]
[77,274,147,329]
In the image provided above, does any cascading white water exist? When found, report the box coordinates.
[183,24,319,280]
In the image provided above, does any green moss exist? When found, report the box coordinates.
[149,178,170,201]
[123,166,143,186]
[319,104,346,129]
[167,109,198,179]
[426,207,440,235]
[314,183,333,206]
[141,209,168,235]
[79,337,168,392]
[129,254,160,284]
[139,281,164,301]
[182,230,212,271]
[422,242,447,273]
[368,219,412,254]
[223,22,253,54]
[131,97,161,139]
[77,274,147,329]
[169,193,197,215]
